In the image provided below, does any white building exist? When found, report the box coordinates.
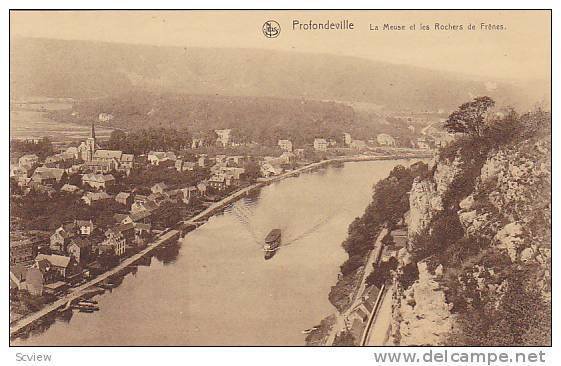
[350,140,367,150]
[343,133,352,146]
[215,129,232,147]
[98,113,114,122]
[313,138,328,151]
[278,139,293,152]
[376,133,396,147]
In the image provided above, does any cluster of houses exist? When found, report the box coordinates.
[311,132,445,152]
[9,175,211,298]
[10,123,136,195]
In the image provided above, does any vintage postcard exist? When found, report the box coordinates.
[8,9,551,351]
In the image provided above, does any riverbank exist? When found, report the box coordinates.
[11,152,433,343]
[305,160,431,346]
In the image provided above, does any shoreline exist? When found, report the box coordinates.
[10,151,433,342]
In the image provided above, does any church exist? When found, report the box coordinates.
[78,123,134,175]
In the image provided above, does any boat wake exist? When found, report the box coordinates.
[229,202,342,250]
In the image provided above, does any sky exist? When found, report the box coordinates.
[10,10,551,81]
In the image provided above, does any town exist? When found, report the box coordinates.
[9,117,438,335]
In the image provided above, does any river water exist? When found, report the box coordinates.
[14,160,413,346]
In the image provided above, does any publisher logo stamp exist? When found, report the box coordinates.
[263,20,281,38]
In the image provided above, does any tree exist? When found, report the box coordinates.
[444,96,495,138]
[108,129,128,150]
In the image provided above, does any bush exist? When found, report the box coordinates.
[340,255,366,276]
[398,262,419,289]
[333,330,356,346]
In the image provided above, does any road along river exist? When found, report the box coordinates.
[13,159,418,346]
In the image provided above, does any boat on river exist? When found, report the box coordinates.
[264,229,281,260]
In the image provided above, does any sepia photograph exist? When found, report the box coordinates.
[7,9,551,350]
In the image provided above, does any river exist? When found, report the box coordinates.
[13,159,414,346]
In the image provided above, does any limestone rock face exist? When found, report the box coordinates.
[494,222,525,262]
[396,262,454,346]
[434,156,463,196]
[408,177,441,244]
[408,157,464,248]
[459,195,474,210]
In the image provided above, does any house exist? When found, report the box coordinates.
[76,219,94,236]
[119,210,152,225]
[10,164,28,178]
[343,133,352,146]
[214,155,227,164]
[313,138,328,151]
[131,199,159,214]
[147,151,166,165]
[107,223,135,245]
[82,173,115,190]
[34,254,78,280]
[221,167,245,180]
[10,265,44,296]
[350,140,367,150]
[10,239,35,266]
[279,151,296,165]
[10,265,28,294]
[45,153,74,167]
[67,237,92,264]
[92,149,134,173]
[416,137,433,150]
[18,154,39,169]
[92,149,122,164]
[119,154,135,172]
[215,129,232,147]
[151,182,168,195]
[16,176,31,189]
[166,189,184,203]
[133,222,152,244]
[65,146,79,159]
[208,174,230,191]
[198,155,209,168]
[348,285,381,340]
[115,192,133,207]
[60,183,81,193]
[31,167,65,185]
[390,229,408,249]
[226,155,247,166]
[278,139,293,152]
[147,151,176,165]
[83,159,114,174]
[260,162,283,177]
[377,133,396,147]
[50,224,77,253]
[197,182,208,196]
[101,229,127,257]
[81,191,112,206]
[149,192,168,205]
[191,138,205,149]
[86,151,134,174]
[180,186,198,204]
[175,159,196,172]
[98,112,114,122]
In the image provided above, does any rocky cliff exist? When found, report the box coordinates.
[391,114,551,345]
